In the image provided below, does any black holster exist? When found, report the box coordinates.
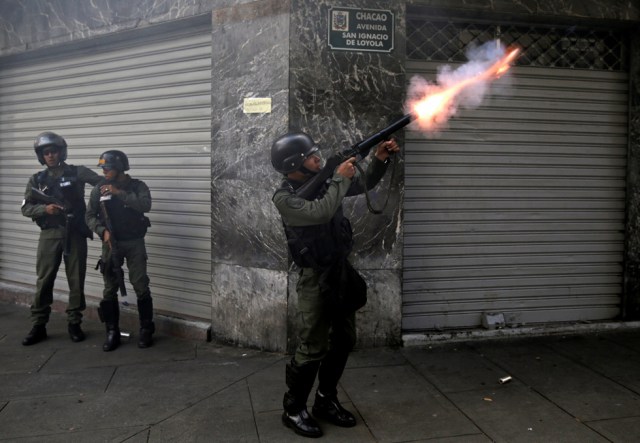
[319,258,367,316]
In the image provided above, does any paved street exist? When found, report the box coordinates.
[2,301,640,442]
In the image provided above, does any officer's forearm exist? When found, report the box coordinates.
[277,176,350,226]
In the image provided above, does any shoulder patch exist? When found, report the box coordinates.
[285,196,305,209]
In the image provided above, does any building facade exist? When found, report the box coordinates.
[0,0,639,351]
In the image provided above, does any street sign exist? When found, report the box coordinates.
[328,7,394,53]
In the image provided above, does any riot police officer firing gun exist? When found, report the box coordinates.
[271,132,400,438]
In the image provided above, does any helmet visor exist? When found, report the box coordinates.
[305,146,322,163]
[42,146,60,156]
[309,154,324,169]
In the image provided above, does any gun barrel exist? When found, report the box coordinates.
[295,113,414,200]
[352,113,415,154]
[28,187,65,209]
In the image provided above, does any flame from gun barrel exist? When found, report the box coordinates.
[407,45,521,133]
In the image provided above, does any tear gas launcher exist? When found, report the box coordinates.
[295,113,414,200]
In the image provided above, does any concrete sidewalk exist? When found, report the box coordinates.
[2,301,640,442]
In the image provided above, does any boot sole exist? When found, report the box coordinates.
[22,336,47,346]
[22,331,47,346]
[312,407,357,428]
[69,335,86,343]
[103,339,121,352]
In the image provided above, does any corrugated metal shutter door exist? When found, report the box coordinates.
[0,20,212,320]
[403,61,628,331]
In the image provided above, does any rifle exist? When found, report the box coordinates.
[295,113,414,200]
[98,195,127,297]
[28,187,74,257]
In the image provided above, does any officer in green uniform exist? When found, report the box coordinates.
[85,150,153,352]
[21,131,102,346]
[271,132,399,438]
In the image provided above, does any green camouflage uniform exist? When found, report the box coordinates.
[85,175,152,301]
[21,163,101,325]
[273,156,388,366]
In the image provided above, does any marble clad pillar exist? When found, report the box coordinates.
[210,0,291,350]
[210,0,406,351]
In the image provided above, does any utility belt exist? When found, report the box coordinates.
[39,225,65,231]
[35,215,93,239]
[35,216,65,230]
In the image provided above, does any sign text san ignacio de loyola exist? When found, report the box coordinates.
[328,7,394,53]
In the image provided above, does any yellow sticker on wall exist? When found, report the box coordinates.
[243,97,272,114]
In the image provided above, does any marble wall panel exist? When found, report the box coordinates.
[358,269,403,348]
[210,1,291,350]
[212,178,288,270]
[0,0,246,56]
[212,262,288,350]
[211,0,290,272]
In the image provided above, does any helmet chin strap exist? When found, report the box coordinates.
[299,165,317,176]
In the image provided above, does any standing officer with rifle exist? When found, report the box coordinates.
[271,132,400,438]
[85,150,153,351]
[21,131,101,346]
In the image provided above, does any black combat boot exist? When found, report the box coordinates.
[312,348,356,427]
[68,322,86,342]
[282,359,323,438]
[98,300,121,352]
[22,324,47,346]
[312,391,356,427]
[137,297,155,348]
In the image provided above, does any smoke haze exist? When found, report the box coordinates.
[405,40,511,134]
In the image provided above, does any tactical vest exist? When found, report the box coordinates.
[99,178,150,241]
[279,178,353,269]
[34,165,91,236]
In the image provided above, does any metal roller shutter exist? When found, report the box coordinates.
[403,21,628,331]
[0,18,212,320]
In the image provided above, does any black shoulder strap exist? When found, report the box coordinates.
[35,169,48,185]
[354,156,396,215]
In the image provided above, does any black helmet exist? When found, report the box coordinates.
[271,133,319,174]
[34,131,67,165]
[98,150,130,172]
